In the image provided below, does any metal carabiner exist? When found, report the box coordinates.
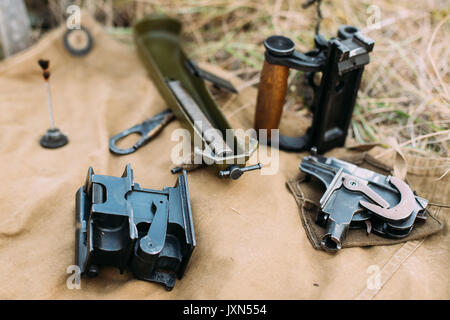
[109,109,175,155]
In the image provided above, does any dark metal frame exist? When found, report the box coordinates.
[75,164,195,290]
[263,25,374,154]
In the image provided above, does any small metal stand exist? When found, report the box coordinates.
[38,59,68,149]
[75,164,196,290]
[40,128,68,149]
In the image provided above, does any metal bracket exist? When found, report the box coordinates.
[185,59,238,94]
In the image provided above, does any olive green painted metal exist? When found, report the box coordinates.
[133,16,258,173]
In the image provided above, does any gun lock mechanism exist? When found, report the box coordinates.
[300,151,428,252]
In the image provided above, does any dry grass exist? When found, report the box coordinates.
[43,0,450,158]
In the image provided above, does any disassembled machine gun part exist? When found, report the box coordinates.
[38,59,69,149]
[125,16,260,179]
[75,164,195,290]
[185,59,238,94]
[254,25,374,154]
[299,151,428,252]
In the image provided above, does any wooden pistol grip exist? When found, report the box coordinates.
[254,60,289,139]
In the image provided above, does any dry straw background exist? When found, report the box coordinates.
[26,0,450,159]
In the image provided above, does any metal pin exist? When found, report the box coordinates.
[44,82,55,129]
[219,163,262,180]
[38,59,69,149]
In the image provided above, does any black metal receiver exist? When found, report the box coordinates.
[255,25,374,154]
[75,164,195,290]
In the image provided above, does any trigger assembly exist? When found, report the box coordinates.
[75,164,195,290]
[254,3,374,154]
[300,150,428,252]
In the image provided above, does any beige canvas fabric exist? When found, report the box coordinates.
[0,15,448,299]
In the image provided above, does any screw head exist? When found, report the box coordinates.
[230,167,243,180]
[264,35,295,56]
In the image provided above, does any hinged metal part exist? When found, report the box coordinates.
[75,164,196,290]
[299,153,428,252]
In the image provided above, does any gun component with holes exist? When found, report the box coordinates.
[299,152,428,252]
[75,164,195,290]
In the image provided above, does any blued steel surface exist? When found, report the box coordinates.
[75,164,195,290]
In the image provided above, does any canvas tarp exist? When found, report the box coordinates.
[0,15,448,299]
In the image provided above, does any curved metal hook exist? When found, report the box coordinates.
[359,176,416,222]
[109,109,174,155]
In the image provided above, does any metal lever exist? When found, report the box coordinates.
[342,175,390,209]
[109,109,174,155]
[219,164,262,180]
[139,200,169,255]
[185,59,238,94]
[360,176,416,222]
